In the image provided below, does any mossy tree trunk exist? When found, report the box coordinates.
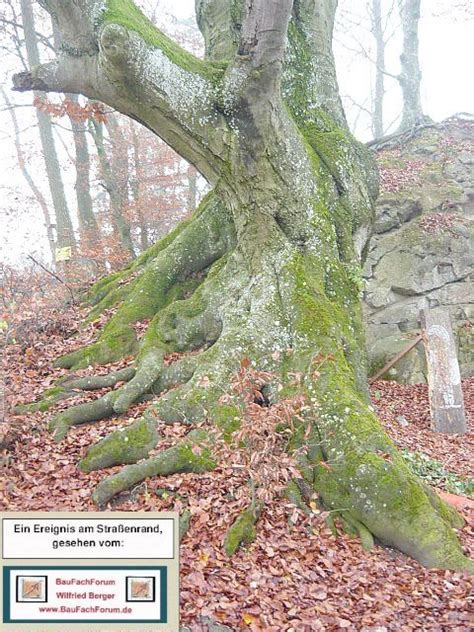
[13,0,473,572]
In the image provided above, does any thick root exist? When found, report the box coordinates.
[54,325,138,369]
[83,206,202,310]
[14,386,79,414]
[151,355,201,396]
[307,364,473,571]
[56,194,233,370]
[14,367,134,414]
[113,350,165,414]
[92,429,217,506]
[49,392,117,442]
[64,367,136,390]
[224,502,263,556]
[79,418,161,471]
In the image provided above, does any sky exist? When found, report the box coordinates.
[1,0,473,266]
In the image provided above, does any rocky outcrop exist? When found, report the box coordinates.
[364,116,474,383]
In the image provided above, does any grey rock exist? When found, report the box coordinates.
[364,120,474,384]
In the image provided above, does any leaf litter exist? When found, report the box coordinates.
[1,290,473,631]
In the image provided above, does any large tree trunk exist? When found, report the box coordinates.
[12,0,473,572]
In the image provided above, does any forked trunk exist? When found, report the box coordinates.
[12,0,473,572]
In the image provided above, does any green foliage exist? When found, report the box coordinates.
[401,450,474,499]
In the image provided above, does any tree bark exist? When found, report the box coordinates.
[186,165,198,214]
[12,0,473,572]
[67,97,99,238]
[130,120,149,252]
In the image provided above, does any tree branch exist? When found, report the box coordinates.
[239,0,293,69]
[12,0,231,183]
[218,0,293,121]
[238,0,293,91]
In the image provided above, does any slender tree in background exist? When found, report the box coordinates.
[130,120,150,252]
[13,0,473,571]
[66,94,104,275]
[397,0,426,130]
[104,114,135,255]
[19,0,76,268]
[1,87,56,260]
[370,0,385,138]
[88,115,135,258]
[186,164,198,213]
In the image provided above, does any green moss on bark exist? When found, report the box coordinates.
[224,503,263,556]
[104,0,226,81]
[80,418,160,471]
[92,428,217,505]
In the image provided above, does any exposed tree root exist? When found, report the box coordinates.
[224,502,264,556]
[92,429,216,506]
[79,417,161,471]
[64,367,136,390]
[13,368,135,414]
[113,350,165,414]
[49,392,118,442]
[20,200,473,572]
[55,194,234,370]
[14,388,81,414]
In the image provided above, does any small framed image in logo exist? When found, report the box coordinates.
[16,576,48,603]
[126,576,156,602]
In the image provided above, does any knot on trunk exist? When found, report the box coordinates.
[12,69,49,92]
[100,24,132,64]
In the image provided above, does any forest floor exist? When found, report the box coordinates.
[1,292,473,632]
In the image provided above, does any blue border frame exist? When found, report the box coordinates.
[3,566,167,624]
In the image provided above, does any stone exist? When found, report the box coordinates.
[396,416,409,427]
[364,118,474,383]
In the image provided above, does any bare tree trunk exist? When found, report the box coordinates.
[88,117,135,257]
[19,0,76,270]
[186,165,198,213]
[397,0,426,130]
[1,87,56,261]
[130,121,149,252]
[106,114,135,255]
[371,0,385,138]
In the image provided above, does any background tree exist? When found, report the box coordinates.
[19,0,76,271]
[12,0,473,571]
[396,0,426,130]
[370,0,386,138]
